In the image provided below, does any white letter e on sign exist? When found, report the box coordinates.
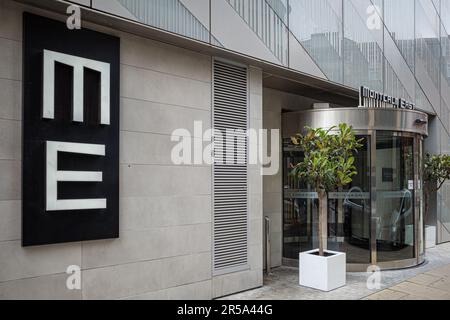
[46,141,107,211]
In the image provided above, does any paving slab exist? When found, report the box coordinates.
[388,281,450,300]
[407,273,441,286]
[429,277,450,293]
[221,243,450,300]
[364,289,408,300]
[426,264,450,278]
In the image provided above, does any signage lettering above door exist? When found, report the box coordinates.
[359,86,415,110]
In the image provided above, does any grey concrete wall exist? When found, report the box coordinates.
[0,0,263,299]
[262,88,314,268]
[426,115,450,244]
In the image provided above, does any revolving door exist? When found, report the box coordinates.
[282,108,428,271]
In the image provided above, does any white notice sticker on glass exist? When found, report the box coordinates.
[408,180,414,190]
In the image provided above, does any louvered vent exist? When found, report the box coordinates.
[213,59,249,274]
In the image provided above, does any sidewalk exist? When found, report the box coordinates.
[222,242,450,300]
[364,264,450,300]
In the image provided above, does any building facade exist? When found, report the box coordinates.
[0,0,449,299]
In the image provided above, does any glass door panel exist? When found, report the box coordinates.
[282,136,371,264]
[328,136,371,264]
[282,143,315,259]
[376,133,415,262]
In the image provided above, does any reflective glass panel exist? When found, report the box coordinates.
[113,0,212,43]
[343,0,383,91]
[376,133,415,262]
[416,0,441,90]
[282,136,371,264]
[328,136,371,264]
[282,142,315,258]
[443,0,450,34]
[289,0,344,83]
[384,0,415,71]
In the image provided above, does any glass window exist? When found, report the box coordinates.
[222,0,289,65]
[114,0,212,43]
[384,0,416,71]
[416,0,441,89]
[385,60,414,103]
[441,20,450,89]
[289,0,344,83]
[343,0,383,91]
[376,133,415,262]
[416,82,434,113]
[442,0,450,35]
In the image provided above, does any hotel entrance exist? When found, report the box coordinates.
[282,108,428,271]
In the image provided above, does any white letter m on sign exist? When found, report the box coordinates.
[43,49,110,125]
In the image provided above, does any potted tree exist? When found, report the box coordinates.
[423,154,450,248]
[291,123,363,291]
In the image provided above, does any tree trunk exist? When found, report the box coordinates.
[318,190,328,256]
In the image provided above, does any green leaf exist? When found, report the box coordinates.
[289,123,363,192]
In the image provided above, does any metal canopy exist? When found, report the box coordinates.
[282,107,429,138]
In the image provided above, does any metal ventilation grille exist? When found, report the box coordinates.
[213,59,249,273]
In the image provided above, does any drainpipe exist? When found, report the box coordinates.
[265,216,271,275]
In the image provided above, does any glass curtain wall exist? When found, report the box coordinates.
[383,0,416,102]
[343,0,383,91]
[89,0,450,118]
[384,0,415,71]
[224,0,289,65]
[285,0,447,114]
[115,0,212,43]
[289,0,344,83]
[416,0,441,90]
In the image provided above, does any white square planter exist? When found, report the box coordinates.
[299,249,346,292]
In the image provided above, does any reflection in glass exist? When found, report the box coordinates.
[376,134,415,262]
[282,136,371,264]
[384,0,415,71]
[415,0,441,89]
[343,0,383,91]
[385,60,414,104]
[283,143,314,258]
[440,18,450,89]
[383,0,415,102]
[225,0,289,65]
[328,136,371,264]
[443,0,450,33]
[289,0,343,83]
[117,0,213,43]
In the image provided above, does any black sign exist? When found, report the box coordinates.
[22,13,120,246]
[382,168,394,182]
